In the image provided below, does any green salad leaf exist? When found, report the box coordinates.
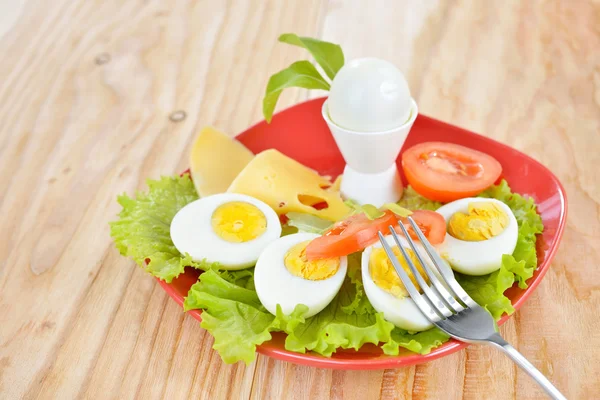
[397,186,442,211]
[185,252,448,363]
[263,60,331,123]
[383,328,449,355]
[478,180,543,289]
[263,34,345,123]
[456,180,544,317]
[109,175,212,282]
[344,199,385,220]
[383,203,413,217]
[111,173,543,364]
[286,212,333,234]
[278,34,345,80]
[277,254,393,356]
[184,269,283,364]
[456,268,515,319]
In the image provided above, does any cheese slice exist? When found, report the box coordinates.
[227,149,350,221]
[189,127,254,197]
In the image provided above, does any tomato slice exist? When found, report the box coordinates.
[305,211,398,260]
[397,210,446,245]
[305,209,447,260]
[402,142,502,202]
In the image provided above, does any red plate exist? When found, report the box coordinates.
[158,97,567,369]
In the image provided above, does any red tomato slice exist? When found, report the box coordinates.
[305,209,447,260]
[305,211,398,260]
[397,210,446,245]
[402,142,502,202]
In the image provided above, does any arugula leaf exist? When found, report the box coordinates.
[109,175,210,282]
[278,33,344,80]
[263,60,330,123]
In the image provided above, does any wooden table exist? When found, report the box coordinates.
[1,1,598,399]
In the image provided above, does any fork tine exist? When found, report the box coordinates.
[388,227,453,319]
[396,222,466,313]
[377,232,442,322]
[406,216,478,308]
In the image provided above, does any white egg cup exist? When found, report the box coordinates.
[322,99,419,205]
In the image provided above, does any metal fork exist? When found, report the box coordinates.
[378,217,566,400]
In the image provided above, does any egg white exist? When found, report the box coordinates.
[254,233,347,318]
[328,57,412,132]
[170,193,282,270]
[361,235,441,332]
[434,197,518,276]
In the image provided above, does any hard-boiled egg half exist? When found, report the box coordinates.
[255,233,347,318]
[170,193,281,270]
[362,235,441,332]
[435,198,518,275]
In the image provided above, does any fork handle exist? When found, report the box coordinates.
[488,334,566,400]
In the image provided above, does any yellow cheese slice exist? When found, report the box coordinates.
[227,149,350,221]
[189,127,254,197]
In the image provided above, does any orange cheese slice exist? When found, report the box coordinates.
[227,149,350,221]
[189,127,254,197]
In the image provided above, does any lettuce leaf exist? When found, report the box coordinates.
[340,253,375,315]
[456,269,515,319]
[479,180,544,233]
[344,200,385,220]
[479,180,543,288]
[277,255,395,356]
[182,179,543,364]
[184,252,450,363]
[186,255,386,362]
[383,328,449,355]
[112,174,543,364]
[383,203,413,217]
[397,186,442,211]
[184,270,280,364]
[286,212,332,234]
[110,175,211,282]
[456,180,544,317]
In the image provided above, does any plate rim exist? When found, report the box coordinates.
[157,97,568,370]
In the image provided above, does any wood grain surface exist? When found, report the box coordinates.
[1,0,598,399]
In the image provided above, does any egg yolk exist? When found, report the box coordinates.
[448,202,508,241]
[284,240,340,280]
[211,201,267,243]
[369,247,428,298]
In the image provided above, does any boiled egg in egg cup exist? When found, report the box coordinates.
[361,234,449,332]
[322,58,418,206]
[254,233,348,318]
[434,198,519,275]
[170,193,282,270]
